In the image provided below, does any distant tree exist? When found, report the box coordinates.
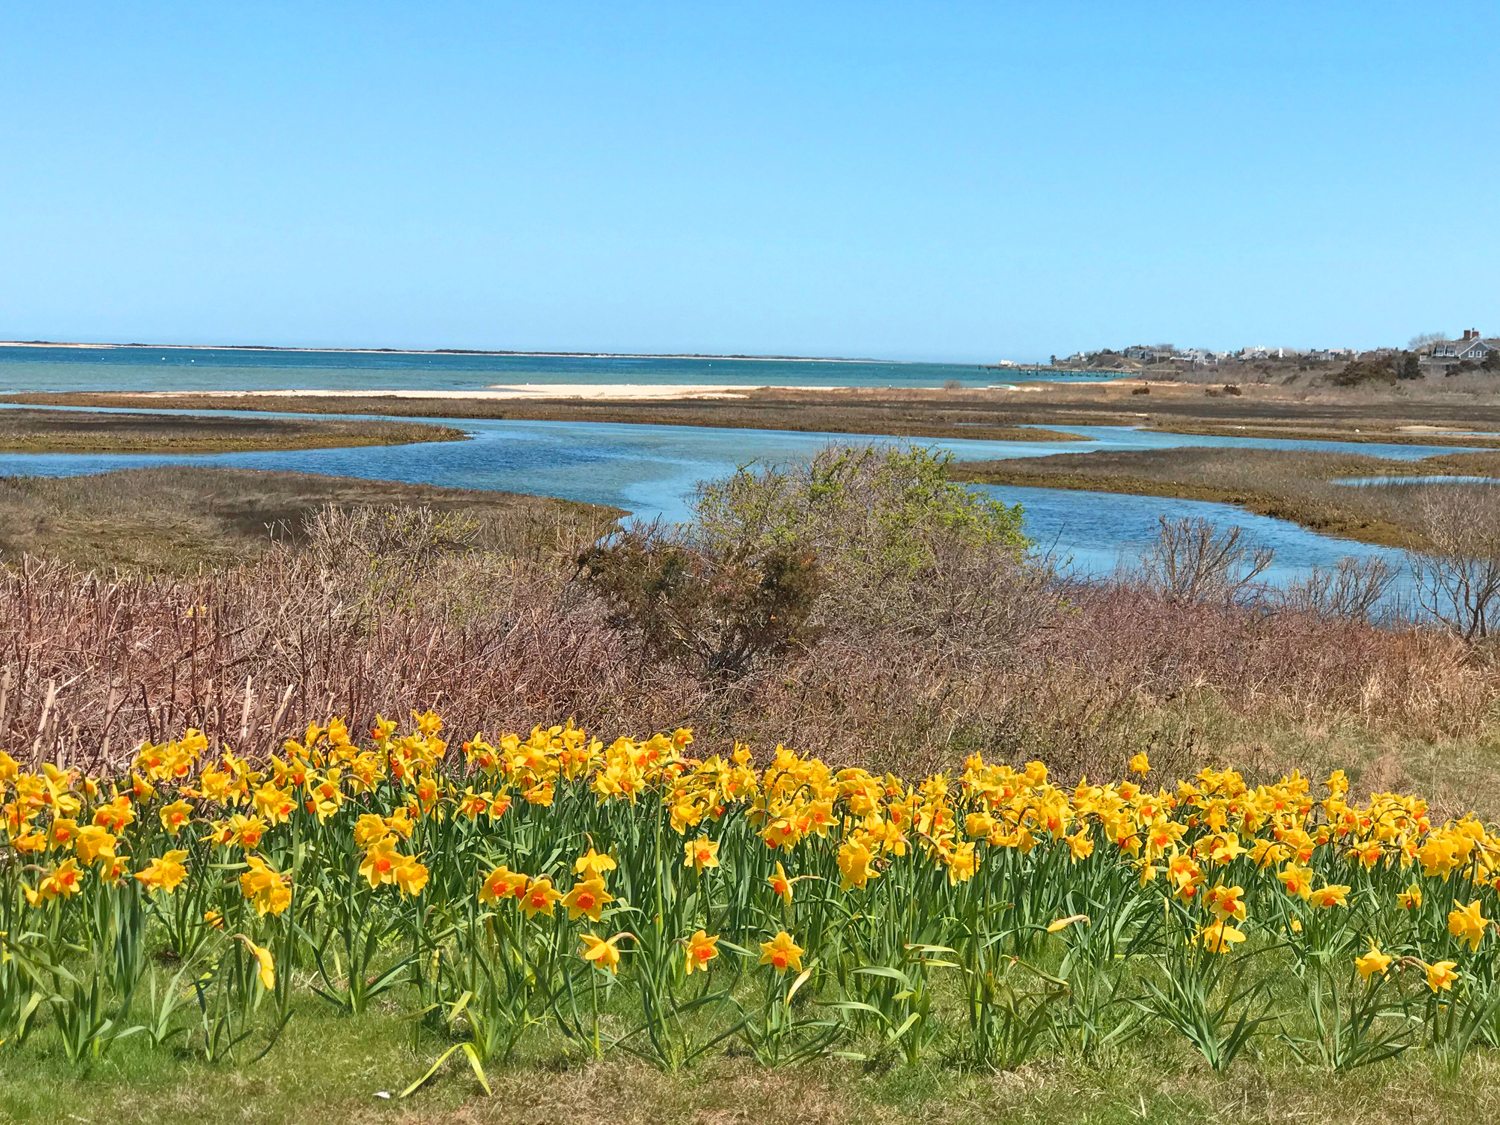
[1484,349,1500,374]
[1408,331,1447,350]
[1398,351,1422,380]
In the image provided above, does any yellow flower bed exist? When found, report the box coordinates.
[1,713,1497,1076]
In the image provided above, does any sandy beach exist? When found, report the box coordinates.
[126,383,838,402]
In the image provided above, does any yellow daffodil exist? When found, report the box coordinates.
[683,835,719,873]
[74,825,116,866]
[1205,883,1247,923]
[1198,920,1247,955]
[574,847,617,879]
[359,839,404,888]
[238,855,292,916]
[579,931,624,974]
[1424,960,1459,993]
[392,855,429,898]
[562,877,613,922]
[1355,943,1392,982]
[134,850,189,894]
[685,930,720,974]
[1279,862,1314,901]
[1448,899,1491,952]
[238,936,275,990]
[159,799,194,835]
[768,861,794,906]
[758,931,804,975]
[1311,883,1350,910]
[519,876,562,919]
[837,837,880,890]
[28,858,83,905]
[478,863,528,905]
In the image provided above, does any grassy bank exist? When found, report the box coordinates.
[0,467,618,573]
[0,406,468,453]
[0,391,1088,443]
[5,965,1500,1125]
[952,446,1500,549]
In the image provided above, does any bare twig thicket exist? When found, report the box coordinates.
[1406,484,1500,640]
[1,451,1495,802]
[1131,516,1275,606]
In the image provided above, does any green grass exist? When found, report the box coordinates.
[4,978,1500,1125]
[0,407,467,454]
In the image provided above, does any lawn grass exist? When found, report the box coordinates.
[0,407,467,453]
[3,978,1499,1125]
[0,466,618,573]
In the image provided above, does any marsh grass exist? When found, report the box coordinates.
[0,406,466,454]
[0,466,615,572]
[0,391,1090,443]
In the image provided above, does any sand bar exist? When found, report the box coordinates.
[127,384,843,402]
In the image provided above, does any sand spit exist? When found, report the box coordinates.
[130,384,843,402]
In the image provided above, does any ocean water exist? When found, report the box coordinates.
[0,345,1088,394]
[0,411,1453,593]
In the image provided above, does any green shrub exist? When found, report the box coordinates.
[578,445,1034,680]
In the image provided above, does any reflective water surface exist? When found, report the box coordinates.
[0,414,1461,588]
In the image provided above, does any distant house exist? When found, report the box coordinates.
[1430,329,1497,362]
[1123,344,1175,362]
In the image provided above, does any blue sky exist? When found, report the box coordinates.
[1,3,1495,362]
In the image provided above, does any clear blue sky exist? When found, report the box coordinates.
[1,3,1495,362]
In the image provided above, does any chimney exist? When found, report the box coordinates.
[1464,329,1477,341]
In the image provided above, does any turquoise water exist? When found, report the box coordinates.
[977,483,1408,590]
[0,413,1455,590]
[0,345,1083,393]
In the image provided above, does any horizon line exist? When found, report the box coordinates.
[0,338,1012,366]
